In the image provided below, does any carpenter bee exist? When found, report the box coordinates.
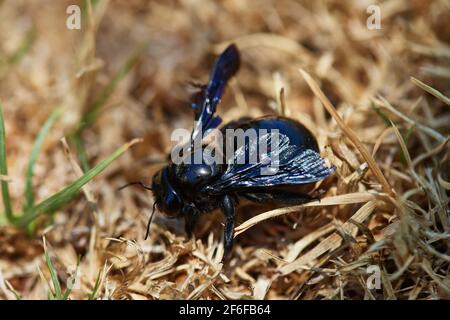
[123,44,335,259]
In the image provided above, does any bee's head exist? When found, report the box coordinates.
[151,167,183,218]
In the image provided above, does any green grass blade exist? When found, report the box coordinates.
[45,249,62,299]
[399,125,415,166]
[372,104,415,167]
[0,102,13,222]
[81,0,101,21]
[371,104,392,127]
[24,107,63,211]
[5,282,22,300]
[16,139,141,227]
[0,213,6,225]
[0,30,36,79]
[88,268,102,300]
[70,134,90,172]
[72,41,148,171]
[76,41,149,134]
[8,30,36,65]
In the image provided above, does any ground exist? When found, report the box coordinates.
[0,0,449,300]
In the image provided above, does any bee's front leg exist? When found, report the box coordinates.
[183,205,199,238]
[220,194,236,261]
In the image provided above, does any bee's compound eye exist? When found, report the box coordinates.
[161,191,182,217]
[154,167,183,218]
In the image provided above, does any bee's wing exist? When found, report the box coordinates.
[190,44,240,142]
[206,133,335,194]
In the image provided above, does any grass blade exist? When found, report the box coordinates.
[43,238,62,299]
[391,121,413,168]
[81,0,101,21]
[24,107,63,211]
[76,41,149,134]
[36,264,54,300]
[72,41,149,171]
[299,69,394,196]
[16,138,141,227]
[0,30,36,79]
[8,30,36,65]
[372,103,415,166]
[0,102,13,222]
[5,281,22,300]
[0,213,6,225]
[235,192,377,237]
[411,76,450,106]
[399,125,414,166]
[45,251,62,299]
[88,267,103,300]
[371,104,392,127]
[70,134,90,172]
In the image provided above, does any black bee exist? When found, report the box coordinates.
[123,44,335,259]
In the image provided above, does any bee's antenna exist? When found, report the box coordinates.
[118,181,153,191]
[145,201,158,240]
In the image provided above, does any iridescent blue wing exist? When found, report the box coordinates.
[205,133,335,194]
[190,44,240,143]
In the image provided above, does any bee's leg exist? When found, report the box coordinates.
[184,206,199,238]
[220,194,236,260]
[241,191,319,205]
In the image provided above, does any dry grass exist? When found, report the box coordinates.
[0,0,449,300]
